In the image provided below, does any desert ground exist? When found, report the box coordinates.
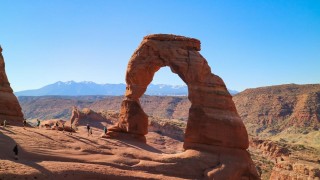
[0,125,224,180]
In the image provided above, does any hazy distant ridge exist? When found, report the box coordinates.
[15,81,238,96]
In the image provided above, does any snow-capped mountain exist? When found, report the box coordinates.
[15,81,238,96]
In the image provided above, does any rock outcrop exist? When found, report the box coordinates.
[39,119,66,130]
[250,138,291,158]
[108,34,258,179]
[0,46,24,125]
[69,107,111,129]
[270,160,320,179]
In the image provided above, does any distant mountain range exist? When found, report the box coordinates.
[14,81,238,96]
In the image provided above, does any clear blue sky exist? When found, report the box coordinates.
[0,0,319,92]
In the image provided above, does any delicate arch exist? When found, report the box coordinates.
[109,34,249,149]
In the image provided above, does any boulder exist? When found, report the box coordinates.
[69,107,110,129]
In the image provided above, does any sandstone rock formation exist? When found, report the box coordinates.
[250,138,291,158]
[68,107,111,129]
[109,34,249,149]
[108,34,258,178]
[39,119,66,130]
[0,46,24,125]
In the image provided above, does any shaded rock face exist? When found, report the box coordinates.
[0,46,24,124]
[112,34,249,149]
[69,107,111,129]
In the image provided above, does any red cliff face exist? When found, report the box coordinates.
[233,84,320,135]
[107,34,259,179]
[0,46,24,124]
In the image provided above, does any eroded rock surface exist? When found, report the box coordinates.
[250,138,291,158]
[108,34,258,179]
[0,46,24,124]
[110,34,248,149]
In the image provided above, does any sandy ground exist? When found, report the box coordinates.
[0,125,217,180]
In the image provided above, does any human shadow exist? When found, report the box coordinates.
[29,130,55,141]
[71,133,99,145]
[101,135,163,154]
[65,133,100,150]
[0,126,16,135]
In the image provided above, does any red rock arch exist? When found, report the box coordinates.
[109,34,249,150]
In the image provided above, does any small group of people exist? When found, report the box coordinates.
[86,123,108,137]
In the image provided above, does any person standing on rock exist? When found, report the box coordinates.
[55,121,59,130]
[103,126,108,135]
[13,144,18,160]
[69,124,73,135]
[23,119,27,129]
[86,124,90,136]
[36,119,40,129]
[3,120,7,128]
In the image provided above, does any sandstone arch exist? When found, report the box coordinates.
[109,34,249,150]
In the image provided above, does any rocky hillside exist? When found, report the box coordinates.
[18,95,190,121]
[233,84,320,137]
[20,84,320,136]
[18,96,107,120]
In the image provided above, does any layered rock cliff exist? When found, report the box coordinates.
[233,84,320,136]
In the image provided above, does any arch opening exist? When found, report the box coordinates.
[139,66,190,142]
[145,66,187,96]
